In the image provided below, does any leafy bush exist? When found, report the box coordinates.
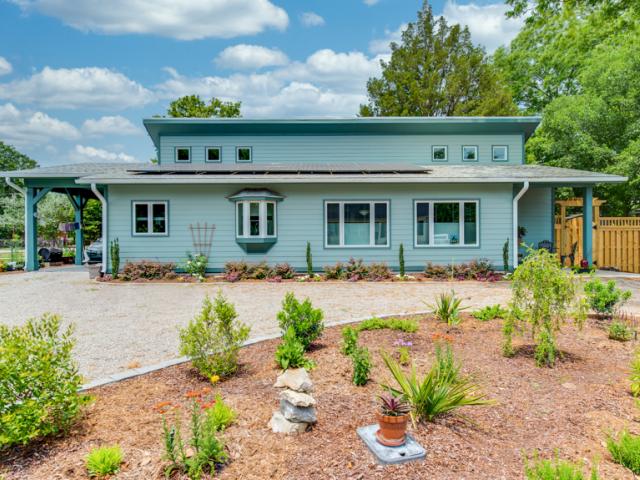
[607,430,640,474]
[277,292,324,350]
[367,262,392,281]
[121,260,175,281]
[425,259,496,281]
[399,243,405,277]
[472,304,508,321]
[275,327,315,370]
[223,261,249,282]
[356,317,419,333]
[249,261,272,280]
[502,248,586,367]
[609,321,634,341]
[179,293,250,378]
[381,344,492,424]
[429,291,467,325]
[110,238,120,278]
[273,263,296,280]
[584,277,632,318]
[205,394,236,432]
[340,326,359,356]
[185,253,208,282]
[0,314,88,448]
[424,262,450,280]
[524,453,598,480]
[345,257,368,281]
[323,262,345,280]
[86,445,124,477]
[631,349,640,397]
[351,346,372,386]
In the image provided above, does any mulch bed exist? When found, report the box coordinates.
[2,315,638,479]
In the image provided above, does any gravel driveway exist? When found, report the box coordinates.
[1,270,639,382]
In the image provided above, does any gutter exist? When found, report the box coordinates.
[512,181,530,270]
[90,183,107,274]
[4,178,27,270]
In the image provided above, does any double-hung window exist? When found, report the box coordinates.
[415,200,478,247]
[325,201,389,247]
[133,201,168,236]
[236,200,276,238]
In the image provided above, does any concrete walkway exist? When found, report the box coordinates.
[1,270,639,381]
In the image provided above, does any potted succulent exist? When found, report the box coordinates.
[376,393,411,447]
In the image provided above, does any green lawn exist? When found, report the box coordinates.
[0,248,25,263]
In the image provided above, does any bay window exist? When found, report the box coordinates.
[236,200,277,239]
[325,201,389,247]
[414,200,478,247]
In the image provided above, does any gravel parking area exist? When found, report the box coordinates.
[1,269,639,382]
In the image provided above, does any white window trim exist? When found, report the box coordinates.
[462,145,478,162]
[132,201,168,236]
[432,145,448,162]
[205,146,222,163]
[413,200,479,248]
[175,147,191,163]
[492,145,508,162]
[324,200,390,248]
[236,200,277,238]
[236,146,252,163]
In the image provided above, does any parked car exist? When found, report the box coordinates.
[85,238,102,263]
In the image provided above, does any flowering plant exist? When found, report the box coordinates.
[185,253,208,282]
[393,338,413,365]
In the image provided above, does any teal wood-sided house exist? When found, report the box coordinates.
[1,117,627,273]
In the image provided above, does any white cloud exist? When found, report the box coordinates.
[0,67,154,109]
[0,57,12,76]
[442,1,524,53]
[300,12,325,27]
[70,144,137,163]
[215,44,289,70]
[369,24,406,54]
[0,103,80,146]
[82,115,140,136]
[10,0,288,40]
[364,0,380,5]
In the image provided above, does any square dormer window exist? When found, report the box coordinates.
[492,145,508,162]
[432,146,448,162]
[206,146,221,162]
[462,146,478,162]
[175,147,191,163]
[236,147,252,163]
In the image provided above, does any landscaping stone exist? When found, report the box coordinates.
[357,424,426,465]
[268,411,309,434]
[280,389,316,407]
[280,399,317,423]
[274,368,313,393]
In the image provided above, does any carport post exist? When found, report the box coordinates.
[25,187,38,271]
[74,195,83,265]
[583,186,593,265]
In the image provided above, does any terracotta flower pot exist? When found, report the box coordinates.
[375,411,409,447]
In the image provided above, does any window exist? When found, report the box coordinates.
[325,201,389,247]
[492,145,508,162]
[414,200,478,247]
[236,147,252,163]
[133,201,168,236]
[206,147,221,162]
[175,147,191,163]
[432,146,448,162]
[236,200,276,238]
[462,146,478,162]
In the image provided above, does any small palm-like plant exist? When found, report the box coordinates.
[429,291,467,325]
[379,393,411,416]
[85,445,124,477]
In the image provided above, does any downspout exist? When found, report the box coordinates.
[512,181,530,270]
[5,177,27,270]
[90,183,108,274]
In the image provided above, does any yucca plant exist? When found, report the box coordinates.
[380,344,492,425]
[428,290,468,325]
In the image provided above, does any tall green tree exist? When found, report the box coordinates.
[0,142,37,238]
[0,142,37,197]
[167,95,241,118]
[359,2,517,117]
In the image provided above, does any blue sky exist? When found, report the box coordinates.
[0,0,523,166]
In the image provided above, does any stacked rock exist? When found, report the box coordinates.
[269,368,317,434]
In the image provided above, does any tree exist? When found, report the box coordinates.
[0,142,37,198]
[359,2,517,117]
[36,194,74,243]
[167,95,241,118]
[505,0,637,23]
[0,142,37,238]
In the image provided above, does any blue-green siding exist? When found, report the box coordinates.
[519,186,553,252]
[159,134,524,166]
[106,183,515,271]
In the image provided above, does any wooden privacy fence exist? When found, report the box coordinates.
[554,216,640,273]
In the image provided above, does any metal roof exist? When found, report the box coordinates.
[142,116,542,150]
[0,162,144,178]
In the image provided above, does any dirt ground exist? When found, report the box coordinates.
[2,313,639,479]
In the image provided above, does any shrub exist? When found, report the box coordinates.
[425,260,497,281]
[584,277,632,318]
[205,394,236,432]
[381,344,492,424]
[394,338,412,366]
[345,257,368,281]
[424,262,451,280]
[503,248,586,367]
[185,253,208,282]
[356,317,419,333]
[472,304,508,321]
[249,261,272,280]
[178,293,250,378]
[607,430,640,474]
[609,321,634,341]
[275,326,315,370]
[631,349,640,397]
[429,291,467,325]
[340,326,359,356]
[277,292,324,350]
[86,445,124,477]
[110,238,120,278]
[524,453,598,480]
[323,262,345,280]
[0,314,88,448]
[399,243,405,277]
[351,346,372,386]
[503,239,509,273]
[121,260,175,281]
[273,263,296,280]
[306,241,313,276]
[223,261,249,282]
[367,262,392,281]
